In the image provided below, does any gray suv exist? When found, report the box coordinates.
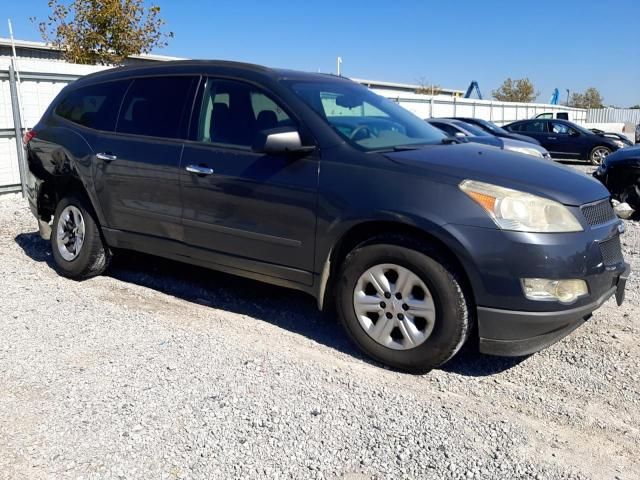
[24,61,629,372]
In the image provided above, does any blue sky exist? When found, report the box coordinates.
[3,1,639,106]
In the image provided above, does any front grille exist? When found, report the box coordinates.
[599,235,623,266]
[581,200,616,226]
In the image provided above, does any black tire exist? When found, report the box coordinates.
[335,236,473,373]
[51,194,111,279]
[589,146,611,166]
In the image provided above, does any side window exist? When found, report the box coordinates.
[432,122,460,136]
[117,76,197,139]
[551,122,574,135]
[197,79,293,147]
[55,81,129,131]
[537,113,553,119]
[508,123,521,131]
[521,121,546,133]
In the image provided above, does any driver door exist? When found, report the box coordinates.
[548,121,582,158]
[179,78,319,284]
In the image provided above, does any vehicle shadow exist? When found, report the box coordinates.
[15,231,525,377]
[439,345,529,376]
[557,159,590,166]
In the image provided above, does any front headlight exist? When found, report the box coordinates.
[505,146,544,158]
[459,180,583,232]
[613,140,625,149]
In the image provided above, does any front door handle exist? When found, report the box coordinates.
[547,136,557,140]
[96,152,117,162]
[185,164,214,176]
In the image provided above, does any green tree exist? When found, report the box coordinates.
[569,88,604,109]
[34,0,173,65]
[492,78,539,102]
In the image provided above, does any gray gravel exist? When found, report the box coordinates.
[0,163,639,479]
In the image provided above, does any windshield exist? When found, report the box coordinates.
[452,121,491,137]
[570,122,596,136]
[284,80,445,151]
[472,118,508,134]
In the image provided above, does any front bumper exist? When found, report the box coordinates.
[479,263,630,356]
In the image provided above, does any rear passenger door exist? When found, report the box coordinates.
[179,78,319,284]
[93,75,199,241]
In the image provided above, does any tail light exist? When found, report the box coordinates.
[22,129,37,146]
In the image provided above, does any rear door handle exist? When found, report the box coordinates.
[185,164,214,176]
[96,152,117,162]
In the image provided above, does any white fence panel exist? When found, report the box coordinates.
[587,108,640,125]
[0,136,19,187]
[373,89,589,126]
[0,78,13,129]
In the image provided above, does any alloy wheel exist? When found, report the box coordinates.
[56,205,85,261]
[353,263,436,350]
[591,147,610,165]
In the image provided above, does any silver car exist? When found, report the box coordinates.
[426,118,552,159]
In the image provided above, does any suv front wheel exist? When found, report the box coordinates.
[335,237,473,373]
[51,194,111,279]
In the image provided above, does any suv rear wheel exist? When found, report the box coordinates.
[51,195,111,279]
[335,237,473,373]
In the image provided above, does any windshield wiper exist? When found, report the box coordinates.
[392,145,423,151]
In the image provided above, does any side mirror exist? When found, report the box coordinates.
[569,130,580,137]
[454,131,467,138]
[252,127,315,155]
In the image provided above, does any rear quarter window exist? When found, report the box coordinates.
[55,80,130,131]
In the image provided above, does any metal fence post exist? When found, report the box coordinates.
[9,63,27,197]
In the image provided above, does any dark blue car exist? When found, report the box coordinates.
[504,118,623,165]
[593,145,640,212]
[24,61,629,372]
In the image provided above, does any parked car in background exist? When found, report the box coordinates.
[535,112,632,140]
[449,117,541,145]
[536,112,571,121]
[593,145,640,214]
[636,123,640,143]
[24,61,629,372]
[426,118,551,159]
[504,118,622,164]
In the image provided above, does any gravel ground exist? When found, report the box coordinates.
[1,163,639,480]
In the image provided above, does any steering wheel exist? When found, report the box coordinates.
[350,124,377,141]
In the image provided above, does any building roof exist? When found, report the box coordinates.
[352,77,464,96]
[0,37,184,62]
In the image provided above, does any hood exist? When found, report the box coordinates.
[384,143,608,206]
[604,145,640,166]
[511,132,541,145]
[501,138,549,155]
[465,136,503,148]
[499,131,541,145]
